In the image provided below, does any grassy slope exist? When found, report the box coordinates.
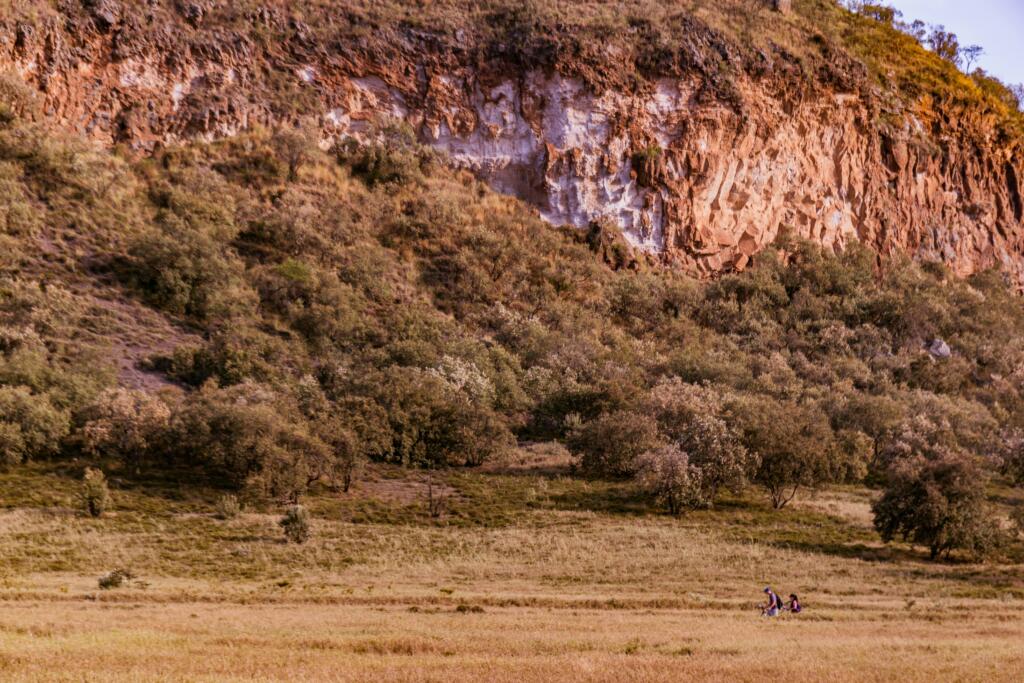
[1,461,1023,681]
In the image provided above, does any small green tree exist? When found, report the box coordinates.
[834,393,904,470]
[279,505,311,544]
[0,386,71,466]
[643,379,754,504]
[78,388,171,466]
[872,456,999,560]
[635,444,706,515]
[730,396,834,508]
[165,382,333,503]
[368,366,513,468]
[80,467,111,517]
[568,410,662,478]
[215,494,241,520]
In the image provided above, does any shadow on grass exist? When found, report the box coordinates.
[546,480,652,516]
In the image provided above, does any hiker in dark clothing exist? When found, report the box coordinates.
[785,594,802,614]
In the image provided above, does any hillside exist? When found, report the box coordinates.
[1,55,1023,541]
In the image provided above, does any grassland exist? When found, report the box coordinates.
[1,458,1022,682]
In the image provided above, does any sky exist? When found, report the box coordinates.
[890,0,1024,85]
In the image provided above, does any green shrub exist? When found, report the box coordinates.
[279,505,311,544]
[215,493,241,520]
[1003,432,1024,486]
[568,410,662,478]
[367,366,514,468]
[873,455,1000,560]
[271,126,318,182]
[0,422,25,468]
[729,396,834,508]
[635,444,706,515]
[77,388,171,465]
[0,386,70,465]
[643,379,754,503]
[158,327,286,387]
[80,467,111,517]
[336,127,429,187]
[0,161,41,236]
[165,382,331,502]
[123,171,256,321]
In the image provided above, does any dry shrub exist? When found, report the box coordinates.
[280,505,311,544]
[215,494,241,520]
[80,467,111,517]
[98,568,135,590]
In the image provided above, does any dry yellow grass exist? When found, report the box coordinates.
[0,522,1021,681]
[1,596,1022,681]
[1,467,1022,681]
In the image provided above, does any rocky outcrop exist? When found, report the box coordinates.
[2,3,1023,283]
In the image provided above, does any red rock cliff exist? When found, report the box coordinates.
[3,2,1022,282]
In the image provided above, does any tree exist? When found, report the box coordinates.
[961,45,984,73]
[0,387,71,467]
[165,382,333,503]
[296,376,386,492]
[859,4,897,25]
[872,456,999,560]
[643,379,754,503]
[730,396,834,508]
[78,388,171,466]
[833,393,904,471]
[368,366,514,468]
[635,444,705,515]
[309,425,361,492]
[568,410,662,478]
[927,26,961,67]
[901,19,928,43]
[1010,84,1024,111]
[272,125,318,182]
[999,429,1024,486]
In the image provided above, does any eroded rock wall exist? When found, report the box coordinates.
[3,7,1023,283]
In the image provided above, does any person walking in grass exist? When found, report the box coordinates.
[785,593,802,614]
[761,586,782,617]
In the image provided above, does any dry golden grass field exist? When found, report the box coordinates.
[1,461,1022,682]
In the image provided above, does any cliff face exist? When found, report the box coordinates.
[4,3,1023,282]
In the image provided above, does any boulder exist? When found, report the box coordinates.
[926,338,952,359]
